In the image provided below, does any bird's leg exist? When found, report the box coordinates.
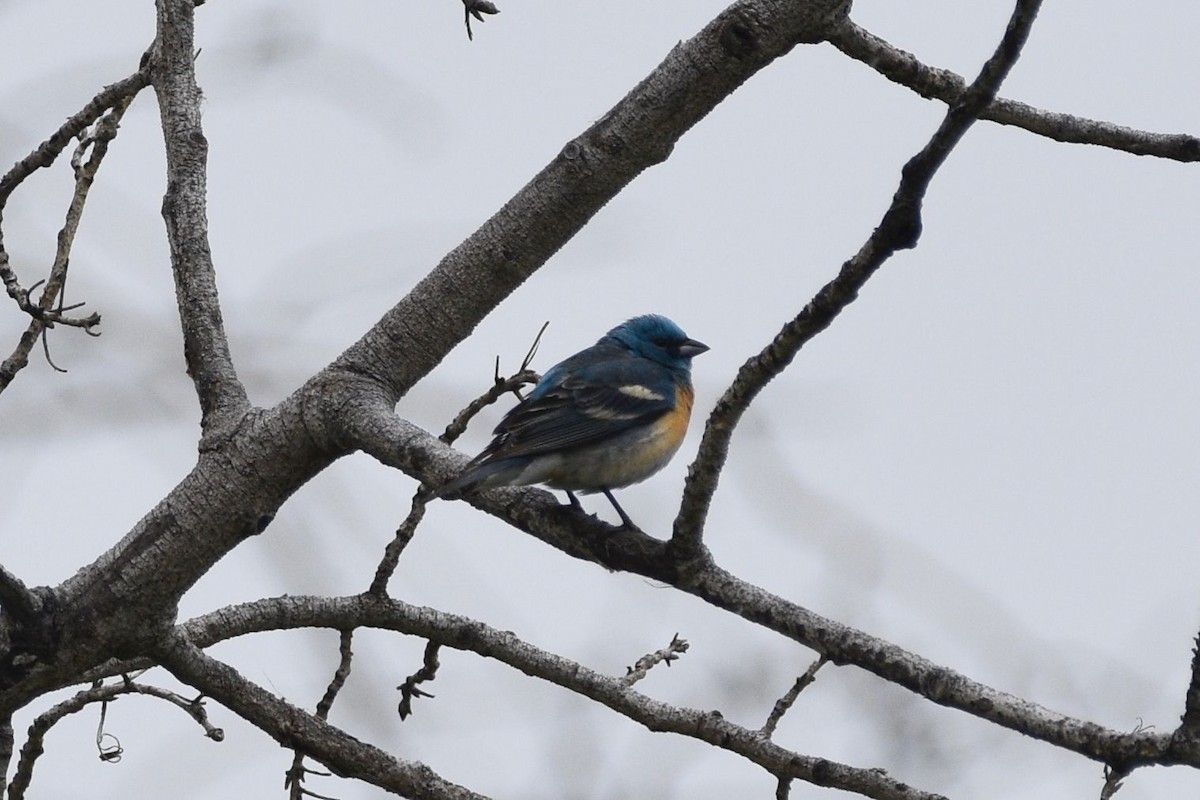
[565,491,583,509]
[601,489,638,530]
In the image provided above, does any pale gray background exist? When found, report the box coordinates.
[2,0,1198,797]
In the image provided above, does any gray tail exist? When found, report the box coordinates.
[432,458,515,500]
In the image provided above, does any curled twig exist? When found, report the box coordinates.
[8,678,223,800]
[397,641,442,720]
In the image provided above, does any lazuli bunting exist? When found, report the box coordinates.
[439,314,708,528]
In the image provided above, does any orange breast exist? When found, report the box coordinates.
[658,381,694,449]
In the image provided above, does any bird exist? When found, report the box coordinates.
[437,314,708,528]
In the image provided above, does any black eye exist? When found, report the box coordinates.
[650,337,671,348]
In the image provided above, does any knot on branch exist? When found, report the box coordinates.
[719,12,761,59]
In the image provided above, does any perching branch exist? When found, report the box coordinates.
[670,0,1045,556]
[346,417,1197,773]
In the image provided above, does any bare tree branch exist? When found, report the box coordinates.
[7,678,223,800]
[322,0,853,416]
[173,595,950,800]
[681,560,1186,767]
[5,0,1198,796]
[151,0,250,436]
[1174,629,1200,748]
[157,634,493,800]
[341,416,1198,772]
[622,634,689,687]
[827,18,1200,162]
[0,565,40,628]
[1,101,133,393]
[0,62,151,206]
[19,2,855,692]
[0,715,12,796]
[396,640,441,721]
[670,0,1045,557]
[0,100,123,392]
[287,629,356,800]
[761,655,828,738]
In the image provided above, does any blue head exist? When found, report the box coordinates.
[604,315,708,372]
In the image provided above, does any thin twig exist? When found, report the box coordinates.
[440,324,543,445]
[0,63,151,206]
[1100,763,1130,799]
[370,327,544,594]
[671,0,1046,557]
[761,656,828,738]
[157,635,490,799]
[287,630,355,800]
[397,641,441,721]
[8,679,223,800]
[827,19,1200,163]
[0,96,130,392]
[621,634,689,687]
[368,497,430,596]
[462,0,499,41]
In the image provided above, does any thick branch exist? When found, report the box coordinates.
[681,561,1185,768]
[349,419,1197,771]
[670,0,1044,556]
[322,0,851,418]
[151,0,249,435]
[1175,629,1200,747]
[828,19,1200,162]
[0,566,40,628]
[0,715,11,795]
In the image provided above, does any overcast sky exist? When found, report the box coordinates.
[2,1,1199,798]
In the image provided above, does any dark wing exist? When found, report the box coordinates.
[483,358,676,459]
